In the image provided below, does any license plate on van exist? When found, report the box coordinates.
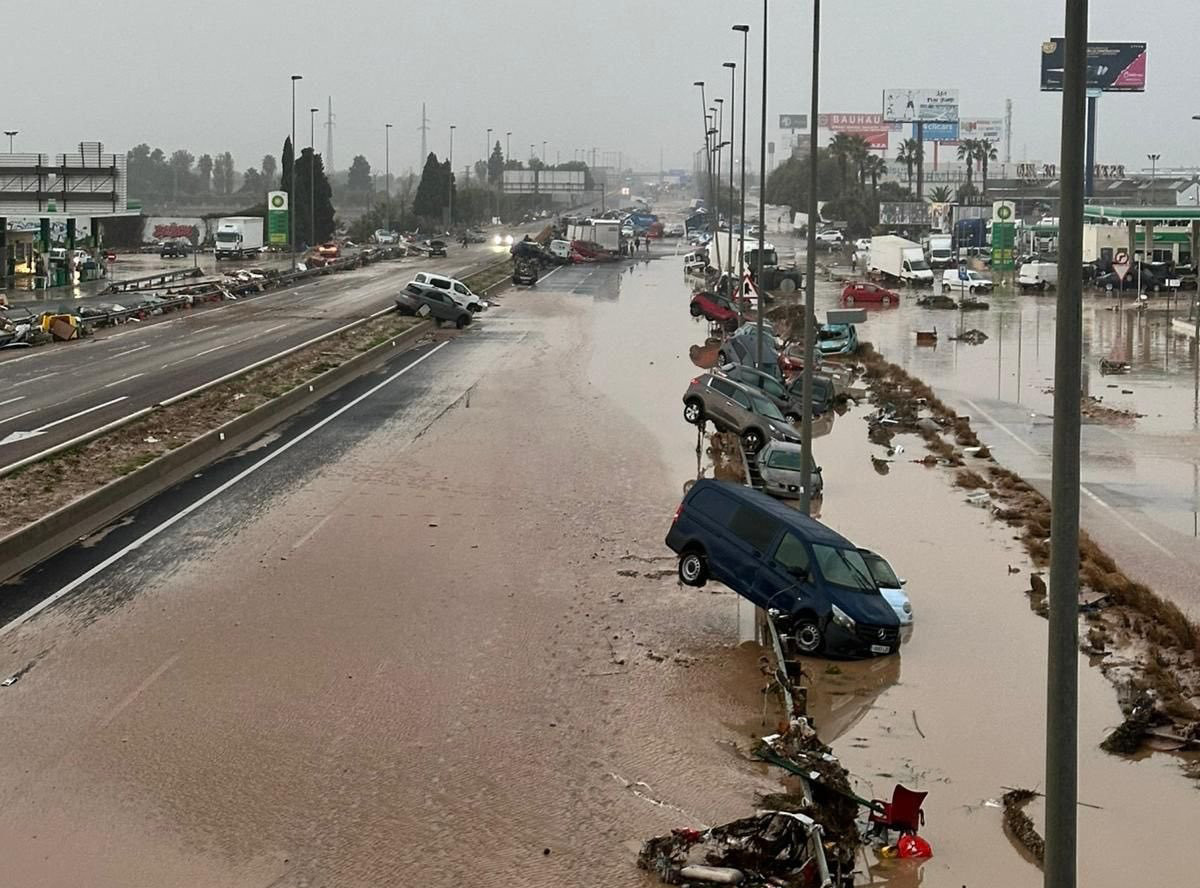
[870,644,891,655]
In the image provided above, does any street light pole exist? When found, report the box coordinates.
[696,81,718,274]
[754,0,768,373]
[309,107,319,247]
[3,131,16,153]
[385,123,393,234]
[506,131,512,163]
[734,25,749,292]
[713,100,725,274]
[724,61,737,274]
[1045,3,1087,888]
[290,74,302,270]
[800,0,821,515]
[1147,152,1160,197]
[449,125,456,230]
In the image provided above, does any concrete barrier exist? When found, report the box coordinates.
[0,320,432,585]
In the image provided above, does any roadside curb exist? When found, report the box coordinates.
[0,319,432,585]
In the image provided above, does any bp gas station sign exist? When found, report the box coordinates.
[267,191,289,245]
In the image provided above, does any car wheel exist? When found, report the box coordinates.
[792,617,824,654]
[969,286,977,295]
[683,398,705,425]
[779,277,797,294]
[880,295,892,306]
[784,412,800,424]
[717,350,729,365]
[742,428,764,452]
[678,550,709,587]
[689,304,703,317]
[456,315,469,329]
[843,295,855,305]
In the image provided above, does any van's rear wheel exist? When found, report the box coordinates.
[792,617,824,654]
[678,550,709,587]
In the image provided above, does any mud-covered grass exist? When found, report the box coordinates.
[861,341,1200,758]
[0,313,422,538]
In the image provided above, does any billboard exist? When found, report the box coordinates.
[882,89,959,122]
[879,201,932,226]
[778,114,808,129]
[1040,40,1146,92]
[0,148,128,216]
[916,122,960,142]
[960,118,1005,142]
[502,169,586,193]
[267,191,289,245]
[818,113,891,150]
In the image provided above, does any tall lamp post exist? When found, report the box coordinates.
[309,107,319,247]
[290,74,302,270]
[506,131,512,163]
[449,124,456,230]
[733,25,750,290]
[695,81,719,274]
[3,131,16,153]
[385,123,393,234]
[799,0,822,515]
[1147,152,1160,197]
[723,61,737,274]
[486,127,494,220]
[754,1,768,374]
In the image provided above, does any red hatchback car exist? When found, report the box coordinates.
[690,290,740,330]
[842,281,900,305]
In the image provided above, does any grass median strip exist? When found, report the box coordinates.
[0,312,423,539]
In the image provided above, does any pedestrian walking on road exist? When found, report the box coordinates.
[634,236,641,253]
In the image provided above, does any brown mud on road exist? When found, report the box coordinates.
[797,407,1199,887]
[0,261,785,887]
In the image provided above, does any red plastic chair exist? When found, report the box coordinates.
[869,784,927,839]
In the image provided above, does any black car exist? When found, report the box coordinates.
[513,258,539,286]
[425,239,448,258]
[395,281,473,329]
[665,479,899,658]
[160,240,190,258]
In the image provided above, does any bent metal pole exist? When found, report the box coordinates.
[1045,2,1087,888]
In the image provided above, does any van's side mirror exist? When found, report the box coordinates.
[900,578,908,586]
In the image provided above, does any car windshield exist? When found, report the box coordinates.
[861,551,901,588]
[817,327,846,341]
[751,394,785,420]
[766,449,804,471]
[216,232,239,242]
[908,257,931,270]
[813,545,878,591]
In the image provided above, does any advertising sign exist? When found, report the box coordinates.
[915,122,960,142]
[1040,40,1147,92]
[266,191,289,246]
[779,114,808,130]
[992,200,1016,222]
[818,113,894,150]
[879,202,932,226]
[960,118,1005,142]
[882,89,959,122]
[991,222,1016,270]
[502,169,585,193]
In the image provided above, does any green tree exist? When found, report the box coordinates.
[487,141,504,185]
[280,137,295,204]
[212,154,228,195]
[412,153,455,225]
[169,149,195,196]
[473,160,488,183]
[956,138,978,187]
[828,132,855,193]
[220,152,235,195]
[895,139,921,193]
[262,154,278,189]
[863,155,887,197]
[956,182,979,204]
[347,154,372,192]
[197,154,214,192]
[928,185,954,202]
[240,167,264,195]
[974,138,998,195]
[293,148,335,246]
[847,135,871,190]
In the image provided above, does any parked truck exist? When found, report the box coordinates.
[925,233,954,269]
[869,235,934,286]
[214,216,265,259]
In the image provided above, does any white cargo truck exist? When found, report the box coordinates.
[926,233,954,269]
[869,235,934,286]
[214,216,265,259]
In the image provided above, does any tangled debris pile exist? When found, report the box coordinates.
[1001,789,1044,865]
[1081,394,1143,426]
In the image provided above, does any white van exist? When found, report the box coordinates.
[411,272,484,312]
[1018,261,1058,291]
[549,239,571,260]
[941,268,993,294]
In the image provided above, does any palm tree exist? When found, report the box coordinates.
[828,132,854,193]
[957,138,978,187]
[974,138,998,195]
[863,155,887,197]
[895,139,920,193]
[928,185,953,202]
[847,135,871,190]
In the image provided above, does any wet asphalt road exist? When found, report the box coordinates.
[0,244,511,471]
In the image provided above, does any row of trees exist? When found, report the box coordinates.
[127,144,280,201]
[892,136,998,199]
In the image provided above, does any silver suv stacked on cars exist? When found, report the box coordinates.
[682,372,801,452]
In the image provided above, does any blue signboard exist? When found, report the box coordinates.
[914,121,959,142]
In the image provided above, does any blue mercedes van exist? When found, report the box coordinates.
[665,479,899,657]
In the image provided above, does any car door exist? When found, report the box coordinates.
[721,504,783,605]
[705,376,742,427]
[755,530,817,612]
[453,281,475,304]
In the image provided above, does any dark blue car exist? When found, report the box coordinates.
[665,480,899,657]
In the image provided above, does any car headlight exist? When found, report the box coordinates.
[903,601,912,614]
[492,235,501,245]
[504,235,514,245]
[831,604,855,631]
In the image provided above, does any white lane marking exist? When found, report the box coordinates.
[111,344,151,358]
[190,324,218,333]
[10,371,60,388]
[0,396,26,407]
[292,513,334,550]
[261,323,288,334]
[104,372,145,388]
[193,343,227,358]
[98,653,181,729]
[35,397,130,432]
[0,409,38,427]
[961,398,1040,456]
[1079,487,1176,558]
[0,341,449,638]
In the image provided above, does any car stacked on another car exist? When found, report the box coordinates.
[689,290,741,330]
[395,281,473,329]
[682,371,801,452]
[411,272,485,312]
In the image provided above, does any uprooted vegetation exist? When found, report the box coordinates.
[0,313,422,538]
[861,342,1200,760]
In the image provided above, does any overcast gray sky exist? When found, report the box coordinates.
[8,0,1195,176]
